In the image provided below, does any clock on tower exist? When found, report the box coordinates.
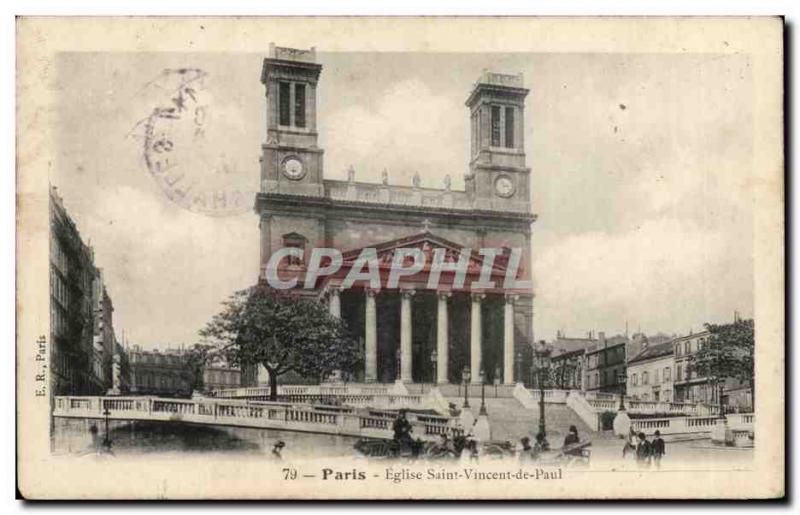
[260,44,324,197]
[465,70,530,212]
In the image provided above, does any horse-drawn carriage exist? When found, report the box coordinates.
[354,436,591,465]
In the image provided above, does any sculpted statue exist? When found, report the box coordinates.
[381,168,389,186]
[347,165,355,183]
[443,174,451,191]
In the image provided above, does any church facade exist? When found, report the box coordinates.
[255,45,537,385]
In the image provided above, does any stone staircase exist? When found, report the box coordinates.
[443,395,597,445]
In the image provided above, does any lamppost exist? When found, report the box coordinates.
[478,369,487,416]
[533,340,551,449]
[617,371,628,411]
[395,348,402,382]
[462,366,471,408]
[102,406,112,449]
[430,349,438,385]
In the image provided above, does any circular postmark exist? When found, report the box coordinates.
[137,67,254,217]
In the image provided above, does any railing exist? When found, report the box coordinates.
[209,384,440,413]
[52,395,461,441]
[630,414,754,436]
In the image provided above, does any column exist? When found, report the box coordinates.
[400,289,414,383]
[436,292,450,384]
[328,287,342,381]
[328,287,341,318]
[504,294,517,384]
[470,293,484,382]
[365,289,377,382]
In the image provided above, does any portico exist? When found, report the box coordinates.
[321,232,523,384]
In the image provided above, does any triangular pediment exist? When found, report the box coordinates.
[340,231,508,274]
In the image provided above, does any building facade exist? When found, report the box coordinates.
[128,345,192,397]
[203,359,242,393]
[255,45,536,385]
[672,329,752,410]
[584,334,626,394]
[50,187,106,395]
[626,341,675,402]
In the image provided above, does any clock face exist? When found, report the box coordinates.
[494,176,515,198]
[283,157,305,180]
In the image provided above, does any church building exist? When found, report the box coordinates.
[255,45,537,385]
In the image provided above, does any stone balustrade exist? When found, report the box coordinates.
[53,396,462,442]
[209,384,443,413]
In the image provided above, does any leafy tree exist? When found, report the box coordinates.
[181,343,216,393]
[688,318,755,410]
[200,285,360,401]
[551,357,579,389]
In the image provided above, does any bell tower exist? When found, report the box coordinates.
[465,70,530,212]
[260,43,324,197]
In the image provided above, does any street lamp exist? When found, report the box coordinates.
[462,366,471,408]
[617,371,628,411]
[430,349,438,384]
[533,340,551,450]
[102,406,112,450]
[479,369,487,416]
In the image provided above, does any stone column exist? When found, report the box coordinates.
[365,289,377,382]
[400,289,415,383]
[470,293,484,382]
[436,292,450,384]
[504,294,517,384]
[328,287,341,318]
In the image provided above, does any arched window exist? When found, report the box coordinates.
[642,371,649,385]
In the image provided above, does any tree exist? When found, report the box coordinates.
[688,319,755,410]
[181,343,216,394]
[199,285,360,401]
[551,358,579,390]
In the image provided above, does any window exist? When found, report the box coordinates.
[504,107,515,148]
[664,367,671,381]
[294,83,306,128]
[676,365,683,381]
[675,344,682,357]
[685,341,691,355]
[642,371,649,385]
[632,373,638,386]
[279,81,291,126]
[491,105,502,146]
[654,369,660,384]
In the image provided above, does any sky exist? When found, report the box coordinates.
[54,51,754,349]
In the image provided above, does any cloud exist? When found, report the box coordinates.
[533,217,753,339]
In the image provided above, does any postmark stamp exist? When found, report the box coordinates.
[137,67,253,217]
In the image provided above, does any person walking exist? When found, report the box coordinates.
[272,440,285,460]
[622,426,637,459]
[635,432,652,467]
[652,430,666,468]
[518,437,534,464]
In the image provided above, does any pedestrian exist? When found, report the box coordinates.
[272,440,285,460]
[635,432,652,467]
[652,430,666,468]
[622,426,637,458]
[519,436,537,464]
[563,425,580,447]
